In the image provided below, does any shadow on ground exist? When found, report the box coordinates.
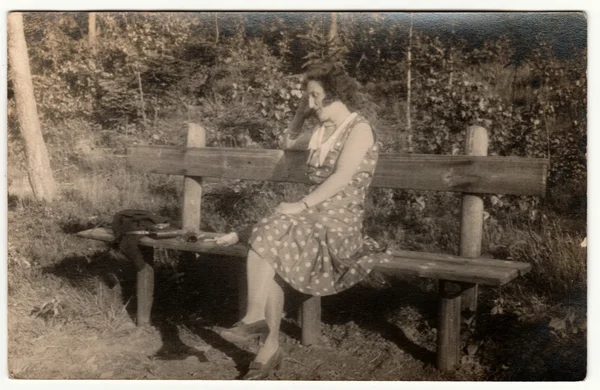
[44,249,439,368]
[473,307,587,381]
[44,249,586,381]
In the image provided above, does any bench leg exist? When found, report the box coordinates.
[461,284,478,312]
[436,281,462,371]
[300,296,321,346]
[136,247,155,327]
[460,283,478,344]
[237,267,248,319]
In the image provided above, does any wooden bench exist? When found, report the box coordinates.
[77,123,548,371]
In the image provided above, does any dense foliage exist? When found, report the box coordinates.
[8,11,586,230]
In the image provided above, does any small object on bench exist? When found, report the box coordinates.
[77,123,547,371]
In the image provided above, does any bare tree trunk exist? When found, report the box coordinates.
[88,12,97,48]
[448,55,453,88]
[136,71,147,128]
[8,12,57,201]
[406,13,413,135]
[215,12,219,44]
[328,12,338,42]
[448,21,455,88]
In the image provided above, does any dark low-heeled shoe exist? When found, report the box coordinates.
[243,348,284,380]
[220,319,269,343]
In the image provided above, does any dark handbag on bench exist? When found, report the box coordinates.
[112,210,171,271]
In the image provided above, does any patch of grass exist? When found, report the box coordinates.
[484,218,587,299]
[60,166,182,220]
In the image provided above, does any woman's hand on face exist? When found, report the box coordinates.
[275,201,306,215]
[297,94,313,119]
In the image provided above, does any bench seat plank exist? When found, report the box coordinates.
[77,227,530,286]
[393,249,531,272]
[76,227,248,257]
[376,257,528,286]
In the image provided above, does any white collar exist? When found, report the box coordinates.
[308,113,357,166]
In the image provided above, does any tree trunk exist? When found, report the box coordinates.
[328,12,338,42]
[406,13,413,135]
[215,12,219,44]
[136,70,147,128]
[8,12,57,202]
[88,12,97,48]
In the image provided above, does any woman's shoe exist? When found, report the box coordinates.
[243,348,284,380]
[220,319,269,343]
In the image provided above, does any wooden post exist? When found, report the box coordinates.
[460,126,489,312]
[300,296,321,346]
[136,246,154,326]
[437,281,463,370]
[182,123,205,231]
[436,126,488,370]
[237,267,248,319]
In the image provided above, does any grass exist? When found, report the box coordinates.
[504,221,586,298]
[7,145,587,380]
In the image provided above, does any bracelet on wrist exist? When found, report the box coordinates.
[287,128,302,137]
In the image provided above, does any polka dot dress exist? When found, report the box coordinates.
[249,114,392,296]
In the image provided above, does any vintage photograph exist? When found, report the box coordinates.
[6,11,587,381]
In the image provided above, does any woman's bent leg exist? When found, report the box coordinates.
[241,249,275,324]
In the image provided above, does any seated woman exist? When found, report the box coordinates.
[217,63,392,379]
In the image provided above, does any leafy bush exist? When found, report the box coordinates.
[200,38,304,148]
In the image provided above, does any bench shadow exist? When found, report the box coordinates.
[45,249,439,372]
[42,250,144,335]
[473,304,587,381]
[59,219,111,235]
[321,278,438,367]
[42,250,137,313]
[45,250,256,376]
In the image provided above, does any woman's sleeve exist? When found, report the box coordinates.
[283,128,313,150]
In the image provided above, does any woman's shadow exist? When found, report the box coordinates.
[150,255,257,376]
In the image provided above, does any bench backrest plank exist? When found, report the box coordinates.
[127,145,548,196]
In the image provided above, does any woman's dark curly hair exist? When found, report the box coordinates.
[302,63,360,109]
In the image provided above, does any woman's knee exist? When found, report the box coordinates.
[247,249,275,274]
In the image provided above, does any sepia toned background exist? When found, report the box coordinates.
[6,11,587,381]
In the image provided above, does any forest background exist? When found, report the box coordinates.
[5,11,589,381]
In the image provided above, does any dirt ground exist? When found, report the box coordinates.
[7,241,587,381]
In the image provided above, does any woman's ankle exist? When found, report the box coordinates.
[255,337,279,362]
[240,315,265,324]
[262,335,279,349]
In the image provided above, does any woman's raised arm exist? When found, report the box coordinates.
[282,95,313,149]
